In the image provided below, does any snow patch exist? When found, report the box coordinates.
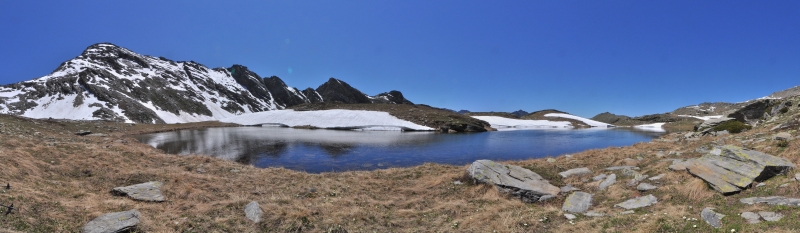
[471,116,573,131]
[544,113,612,127]
[678,115,723,121]
[221,109,433,131]
[633,123,666,133]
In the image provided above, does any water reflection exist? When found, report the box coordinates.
[133,126,664,173]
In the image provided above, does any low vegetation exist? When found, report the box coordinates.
[0,98,800,232]
[713,120,752,134]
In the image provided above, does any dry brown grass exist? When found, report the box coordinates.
[2,111,800,232]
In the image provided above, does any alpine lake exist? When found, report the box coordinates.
[133,126,665,173]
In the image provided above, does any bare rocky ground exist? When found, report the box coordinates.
[0,97,800,232]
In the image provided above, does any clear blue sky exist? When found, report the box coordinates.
[1,1,799,117]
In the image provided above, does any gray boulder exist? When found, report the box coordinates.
[774,132,792,141]
[696,117,735,134]
[244,201,262,223]
[111,181,166,202]
[592,174,607,181]
[598,174,616,190]
[701,207,724,228]
[605,166,639,171]
[741,212,761,224]
[636,183,657,191]
[559,167,592,178]
[669,159,689,171]
[759,211,784,222]
[560,184,580,193]
[614,194,657,210]
[648,174,665,181]
[684,145,795,194]
[82,210,140,233]
[468,160,560,203]
[562,191,593,213]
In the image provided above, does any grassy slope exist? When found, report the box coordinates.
[0,100,799,232]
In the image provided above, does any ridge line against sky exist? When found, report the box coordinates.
[1,0,799,118]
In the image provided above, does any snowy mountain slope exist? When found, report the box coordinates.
[0,43,413,123]
[220,109,433,131]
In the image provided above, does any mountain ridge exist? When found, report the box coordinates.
[0,43,412,124]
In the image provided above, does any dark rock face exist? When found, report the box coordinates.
[510,110,529,118]
[315,78,373,104]
[591,112,631,124]
[729,99,774,124]
[0,43,415,124]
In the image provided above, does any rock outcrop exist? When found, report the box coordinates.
[467,160,560,203]
[684,145,795,194]
[562,191,593,213]
[111,181,166,202]
[244,201,262,223]
[82,210,140,233]
[701,207,724,228]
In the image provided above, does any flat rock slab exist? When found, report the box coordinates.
[636,183,658,191]
[244,201,262,223]
[648,174,665,181]
[592,174,607,181]
[584,211,606,217]
[669,159,689,171]
[82,210,140,233]
[685,145,795,194]
[598,174,616,190]
[741,212,761,224]
[701,207,724,228]
[759,211,783,222]
[112,181,166,202]
[740,196,800,206]
[564,214,577,220]
[562,191,593,213]
[614,194,657,210]
[774,132,792,140]
[559,167,592,178]
[468,160,560,203]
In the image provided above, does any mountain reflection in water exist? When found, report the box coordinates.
[133,126,663,173]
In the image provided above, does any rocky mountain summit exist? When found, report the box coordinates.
[0,43,412,124]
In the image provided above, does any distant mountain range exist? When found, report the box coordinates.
[0,43,412,123]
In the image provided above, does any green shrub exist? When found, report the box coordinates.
[712,120,752,134]
[780,107,789,114]
[776,140,789,148]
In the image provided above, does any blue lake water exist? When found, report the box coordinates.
[133,127,664,173]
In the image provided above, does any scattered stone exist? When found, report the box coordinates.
[562,191,593,213]
[598,174,617,190]
[539,195,556,202]
[559,167,592,178]
[619,210,635,215]
[684,145,796,194]
[467,160,560,203]
[795,173,800,182]
[592,174,607,181]
[584,211,606,217]
[715,130,729,136]
[564,213,577,220]
[547,158,556,163]
[75,130,92,136]
[637,183,658,191]
[453,181,463,185]
[759,211,783,222]
[756,183,766,188]
[82,210,140,233]
[620,168,640,178]
[779,183,789,188]
[701,207,724,229]
[648,174,665,181]
[605,166,639,171]
[244,201,262,223]
[614,194,657,210]
[111,181,166,202]
[774,132,792,141]
[564,154,573,159]
[740,212,761,224]
[560,184,580,193]
[740,196,800,206]
[656,151,666,158]
[684,132,695,139]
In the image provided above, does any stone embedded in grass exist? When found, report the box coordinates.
[619,210,635,215]
[111,181,166,202]
[592,174,607,181]
[740,196,800,206]
[669,159,689,171]
[244,201,262,223]
[562,191,593,213]
[467,160,560,203]
[598,174,616,190]
[648,174,665,181]
[795,173,800,182]
[559,167,592,178]
[605,166,639,171]
[758,211,783,222]
[774,132,792,141]
[614,194,657,210]
[82,209,140,233]
[560,184,580,193]
[636,183,658,191]
[701,207,724,229]
[584,211,606,217]
[685,145,796,194]
[740,212,761,224]
[564,213,577,220]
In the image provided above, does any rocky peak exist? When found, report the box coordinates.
[374,90,414,104]
[316,78,372,104]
